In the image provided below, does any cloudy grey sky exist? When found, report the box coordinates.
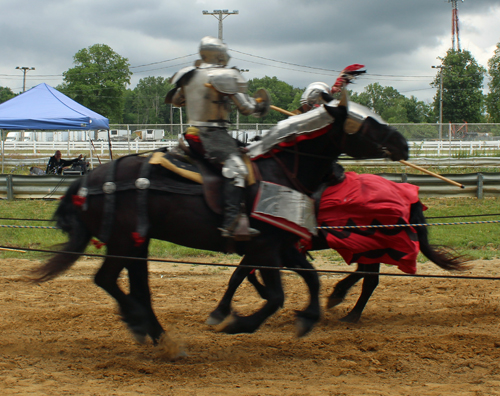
[1,0,499,103]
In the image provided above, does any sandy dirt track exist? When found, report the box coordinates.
[1,257,500,395]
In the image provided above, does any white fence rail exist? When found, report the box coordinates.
[3,140,500,157]
[1,140,177,156]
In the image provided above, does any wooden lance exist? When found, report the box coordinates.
[0,247,26,253]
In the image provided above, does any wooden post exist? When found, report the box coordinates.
[477,173,484,199]
[6,174,14,200]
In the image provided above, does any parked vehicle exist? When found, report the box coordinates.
[96,130,130,141]
[134,129,164,141]
[5,131,31,142]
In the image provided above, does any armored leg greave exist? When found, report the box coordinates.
[220,179,260,241]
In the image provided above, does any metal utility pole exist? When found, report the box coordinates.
[202,9,239,40]
[15,66,35,92]
[432,65,447,140]
[449,0,464,51]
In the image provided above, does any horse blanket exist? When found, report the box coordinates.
[317,172,424,274]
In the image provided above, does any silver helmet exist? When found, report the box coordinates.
[300,82,331,107]
[199,36,230,66]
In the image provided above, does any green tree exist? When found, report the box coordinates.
[126,76,173,124]
[59,44,132,123]
[351,83,403,116]
[431,49,486,123]
[402,96,433,123]
[237,76,304,124]
[350,83,431,123]
[486,43,500,122]
[0,86,15,104]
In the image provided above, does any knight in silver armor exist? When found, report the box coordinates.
[165,36,270,240]
[301,82,331,107]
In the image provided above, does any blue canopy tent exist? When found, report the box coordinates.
[0,83,108,130]
[0,83,110,172]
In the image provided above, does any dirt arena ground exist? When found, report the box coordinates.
[1,256,500,396]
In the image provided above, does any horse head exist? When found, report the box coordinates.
[324,89,408,161]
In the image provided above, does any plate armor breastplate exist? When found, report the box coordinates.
[183,68,233,128]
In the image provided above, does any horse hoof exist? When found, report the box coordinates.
[217,314,256,335]
[205,310,229,326]
[339,314,360,324]
[206,316,223,326]
[327,297,344,309]
[295,316,317,338]
[154,332,187,361]
[295,311,319,338]
[132,332,147,344]
[216,314,239,334]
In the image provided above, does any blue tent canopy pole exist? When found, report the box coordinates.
[1,130,4,173]
[107,129,113,160]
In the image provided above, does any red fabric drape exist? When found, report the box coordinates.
[318,172,424,274]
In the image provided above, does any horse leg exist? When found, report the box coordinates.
[247,271,270,300]
[206,266,254,325]
[220,249,285,335]
[327,264,365,309]
[94,251,153,343]
[340,263,380,323]
[126,257,165,345]
[282,247,321,337]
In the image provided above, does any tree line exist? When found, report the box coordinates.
[1,43,500,125]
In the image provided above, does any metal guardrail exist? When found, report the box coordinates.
[0,172,497,200]
[377,172,498,199]
[0,174,81,200]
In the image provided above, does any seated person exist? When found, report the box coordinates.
[45,150,83,175]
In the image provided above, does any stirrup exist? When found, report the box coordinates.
[219,227,260,241]
[219,213,260,241]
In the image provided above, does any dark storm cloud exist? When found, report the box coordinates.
[1,0,499,101]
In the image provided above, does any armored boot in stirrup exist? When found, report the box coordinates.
[219,180,260,241]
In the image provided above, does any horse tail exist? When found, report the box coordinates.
[31,178,92,282]
[411,201,471,271]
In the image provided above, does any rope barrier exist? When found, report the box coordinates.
[0,225,58,229]
[1,212,500,223]
[0,217,54,222]
[0,244,499,281]
[3,218,500,231]
[426,213,500,219]
[318,219,500,230]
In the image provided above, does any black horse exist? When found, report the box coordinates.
[31,97,408,345]
[207,200,470,327]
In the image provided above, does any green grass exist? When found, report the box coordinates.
[419,197,500,261]
[0,199,240,263]
[1,197,500,263]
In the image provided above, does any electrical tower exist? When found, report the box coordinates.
[449,0,464,51]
